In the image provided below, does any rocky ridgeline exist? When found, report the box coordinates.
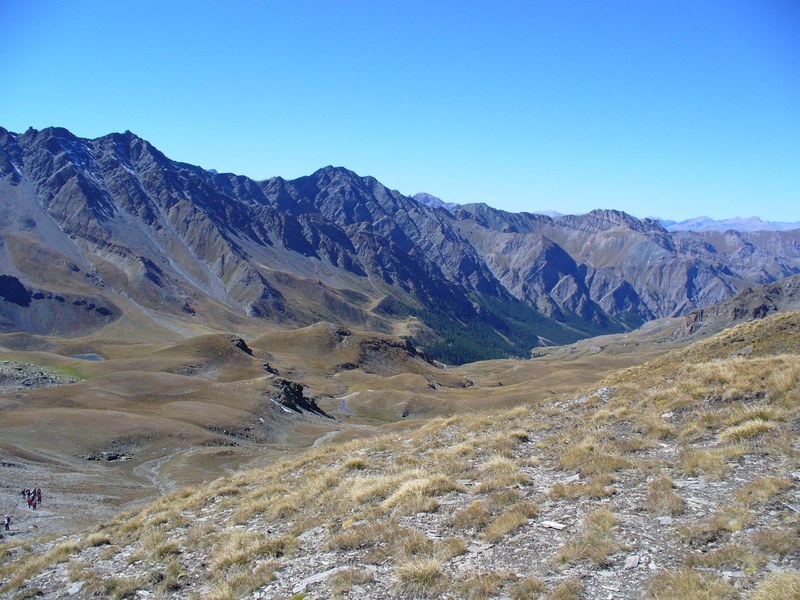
[2,126,800,362]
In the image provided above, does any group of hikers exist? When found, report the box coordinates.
[3,488,44,533]
[22,487,43,510]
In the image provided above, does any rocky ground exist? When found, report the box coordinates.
[2,316,799,599]
[2,390,798,599]
[0,360,76,393]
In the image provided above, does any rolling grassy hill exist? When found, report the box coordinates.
[1,311,797,599]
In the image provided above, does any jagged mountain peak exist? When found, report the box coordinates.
[558,208,667,235]
[2,125,800,363]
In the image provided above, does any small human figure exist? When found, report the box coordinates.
[36,488,42,504]
[3,515,10,531]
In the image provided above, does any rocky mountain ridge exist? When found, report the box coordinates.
[2,126,799,362]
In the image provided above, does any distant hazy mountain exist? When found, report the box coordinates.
[2,126,800,362]
[412,193,460,212]
[661,216,800,232]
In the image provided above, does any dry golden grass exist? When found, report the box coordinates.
[139,529,181,561]
[3,311,798,598]
[749,528,799,556]
[393,557,447,598]
[199,561,278,600]
[327,520,398,551]
[342,455,369,470]
[679,445,747,480]
[750,570,800,600]
[557,438,628,477]
[549,473,616,500]
[510,576,546,599]
[718,418,776,441]
[482,501,539,542]
[707,503,752,534]
[556,507,620,566]
[449,500,491,532]
[81,532,112,548]
[328,567,374,598]
[645,568,737,599]
[733,476,792,507]
[434,536,469,561]
[78,572,147,600]
[210,531,296,573]
[453,570,517,600]
[546,578,584,599]
[381,473,462,513]
[684,543,764,570]
[644,474,686,515]
[0,539,82,594]
[475,456,531,492]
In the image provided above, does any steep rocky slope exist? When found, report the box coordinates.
[2,126,799,363]
[454,203,800,330]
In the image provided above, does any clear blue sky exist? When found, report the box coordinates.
[2,1,798,221]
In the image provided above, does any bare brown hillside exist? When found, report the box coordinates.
[1,312,797,599]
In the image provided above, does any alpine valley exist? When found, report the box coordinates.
[1,127,799,599]
[2,127,799,364]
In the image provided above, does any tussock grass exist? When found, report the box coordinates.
[0,540,82,594]
[750,570,800,600]
[733,476,792,506]
[750,528,799,556]
[510,576,546,599]
[140,529,181,561]
[475,456,530,492]
[679,444,747,480]
[558,438,628,476]
[210,531,296,573]
[342,456,368,470]
[394,557,447,598]
[482,501,539,542]
[718,418,776,441]
[349,472,410,504]
[454,570,517,600]
[556,507,620,566]
[329,567,374,598]
[434,536,468,560]
[82,532,112,548]
[327,520,399,551]
[546,578,584,599]
[381,473,462,513]
[549,473,616,499]
[646,568,737,599]
[449,500,491,532]
[200,561,278,600]
[685,542,764,570]
[5,311,798,598]
[644,474,686,515]
[79,572,147,599]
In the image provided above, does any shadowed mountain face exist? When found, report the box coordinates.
[1,126,799,362]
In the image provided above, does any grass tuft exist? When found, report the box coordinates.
[750,570,800,600]
[646,568,739,599]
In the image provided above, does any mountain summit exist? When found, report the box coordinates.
[1,126,799,362]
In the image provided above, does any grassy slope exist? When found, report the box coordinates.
[1,312,798,599]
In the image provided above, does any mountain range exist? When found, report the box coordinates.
[659,215,800,232]
[1,126,799,363]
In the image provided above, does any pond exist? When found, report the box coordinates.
[68,353,105,361]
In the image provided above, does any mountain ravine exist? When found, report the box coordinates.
[1,126,799,363]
